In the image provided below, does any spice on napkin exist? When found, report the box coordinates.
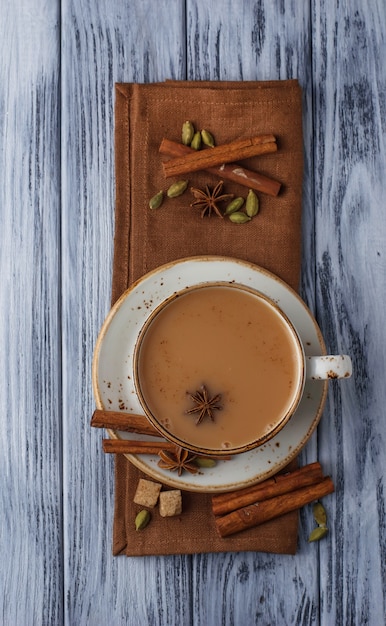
[111,79,304,556]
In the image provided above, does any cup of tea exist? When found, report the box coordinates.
[133,282,352,457]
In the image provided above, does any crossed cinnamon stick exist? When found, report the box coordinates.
[162,134,278,178]
[212,462,334,537]
[159,137,281,196]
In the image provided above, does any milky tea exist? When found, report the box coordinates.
[134,284,304,455]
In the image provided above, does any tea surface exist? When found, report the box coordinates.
[137,285,302,451]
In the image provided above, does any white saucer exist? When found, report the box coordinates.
[92,256,328,493]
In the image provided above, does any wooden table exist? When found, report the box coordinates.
[1,2,385,624]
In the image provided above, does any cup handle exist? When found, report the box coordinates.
[306,355,352,380]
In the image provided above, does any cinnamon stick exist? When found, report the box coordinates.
[215,476,335,538]
[162,134,277,178]
[102,438,176,455]
[212,462,324,516]
[102,437,232,460]
[159,138,281,196]
[91,409,161,437]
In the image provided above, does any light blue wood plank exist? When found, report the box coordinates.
[0,2,63,625]
[60,2,191,624]
[312,2,386,624]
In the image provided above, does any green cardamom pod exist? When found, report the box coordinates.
[308,526,328,542]
[148,190,164,210]
[245,189,259,217]
[313,501,328,527]
[201,129,215,147]
[224,197,245,215]
[167,180,189,198]
[182,121,194,146]
[228,211,251,224]
[190,131,202,150]
[135,509,151,531]
[195,457,217,468]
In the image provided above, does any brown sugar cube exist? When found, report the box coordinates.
[133,478,162,508]
[159,490,182,517]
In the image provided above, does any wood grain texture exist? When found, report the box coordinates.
[60,1,192,625]
[0,3,63,625]
[312,3,386,624]
[1,0,385,624]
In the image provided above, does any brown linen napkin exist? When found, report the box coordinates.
[112,80,304,556]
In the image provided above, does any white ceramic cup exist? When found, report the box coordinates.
[306,354,352,380]
[133,283,352,456]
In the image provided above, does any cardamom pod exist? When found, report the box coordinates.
[224,197,245,215]
[135,509,151,531]
[313,501,328,527]
[195,457,217,468]
[201,129,215,147]
[167,180,189,198]
[245,189,259,217]
[308,526,328,542]
[228,211,251,224]
[182,121,194,146]
[148,190,164,210]
[190,131,202,150]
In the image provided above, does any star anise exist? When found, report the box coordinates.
[190,180,234,218]
[158,446,199,476]
[186,384,223,425]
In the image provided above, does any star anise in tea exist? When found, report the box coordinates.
[158,446,199,476]
[186,384,223,425]
[190,180,234,218]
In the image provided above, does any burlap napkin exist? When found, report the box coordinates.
[111,80,304,556]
